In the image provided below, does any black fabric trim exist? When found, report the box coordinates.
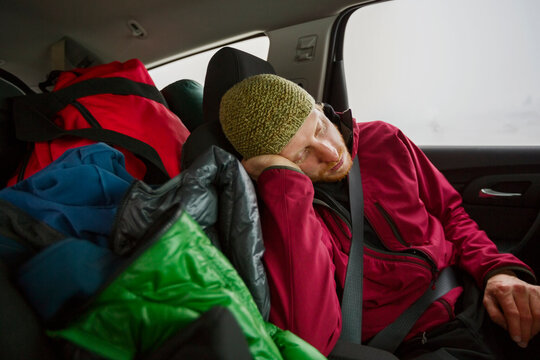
[20,77,166,119]
[71,100,102,128]
[0,199,65,253]
[16,143,34,183]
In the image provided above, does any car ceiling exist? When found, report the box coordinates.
[1,0,365,86]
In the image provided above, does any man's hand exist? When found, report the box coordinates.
[241,154,301,181]
[483,272,540,348]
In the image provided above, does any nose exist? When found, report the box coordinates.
[315,141,339,163]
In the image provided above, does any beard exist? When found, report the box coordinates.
[310,148,353,183]
[321,150,353,182]
[305,122,354,183]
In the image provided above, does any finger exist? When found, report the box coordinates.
[493,287,522,343]
[512,284,532,346]
[483,294,507,330]
[531,289,540,338]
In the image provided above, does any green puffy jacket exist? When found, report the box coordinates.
[49,209,326,360]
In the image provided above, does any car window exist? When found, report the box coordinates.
[343,0,540,146]
[148,36,269,90]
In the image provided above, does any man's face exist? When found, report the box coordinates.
[279,105,352,182]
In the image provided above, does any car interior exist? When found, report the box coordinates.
[1,0,540,359]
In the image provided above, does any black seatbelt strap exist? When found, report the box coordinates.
[340,154,364,343]
[368,266,459,352]
[329,153,401,359]
[339,153,460,353]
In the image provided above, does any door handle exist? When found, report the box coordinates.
[479,188,522,198]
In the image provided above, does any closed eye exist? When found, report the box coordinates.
[295,148,310,164]
[315,120,326,137]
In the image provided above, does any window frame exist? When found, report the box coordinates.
[327,0,540,146]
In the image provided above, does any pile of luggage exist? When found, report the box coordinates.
[0,53,326,359]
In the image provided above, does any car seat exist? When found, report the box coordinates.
[161,79,204,133]
[180,47,275,169]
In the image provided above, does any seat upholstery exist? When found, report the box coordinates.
[161,79,204,133]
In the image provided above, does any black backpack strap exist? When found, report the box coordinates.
[38,70,64,93]
[13,77,166,123]
[11,77,170,184]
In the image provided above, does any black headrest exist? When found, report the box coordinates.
[181,47,275,169]
[202,47,275,123]
[161,79,203,132]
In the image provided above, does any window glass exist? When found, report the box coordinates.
[149,36,269,90]
[343,0,540,145]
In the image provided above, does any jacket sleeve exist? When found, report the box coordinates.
[256,167,342,356]
[394,128,536,286]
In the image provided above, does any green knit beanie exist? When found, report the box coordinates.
[219,74,315,159]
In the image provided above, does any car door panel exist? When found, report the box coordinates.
[423,146,540,276]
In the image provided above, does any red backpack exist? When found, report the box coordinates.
[8,59,189,185]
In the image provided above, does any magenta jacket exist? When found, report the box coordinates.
[256,119,534,356]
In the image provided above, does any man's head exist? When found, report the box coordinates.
[219,74,352,182]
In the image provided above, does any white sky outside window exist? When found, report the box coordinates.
[149,36,269,90]
[344,0,540,145]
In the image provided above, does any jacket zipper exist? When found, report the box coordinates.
[374,202,408,247]
[314,198,436,275]
[367,210,438,277]
[364,243,433,271]
[314,195,439,280]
